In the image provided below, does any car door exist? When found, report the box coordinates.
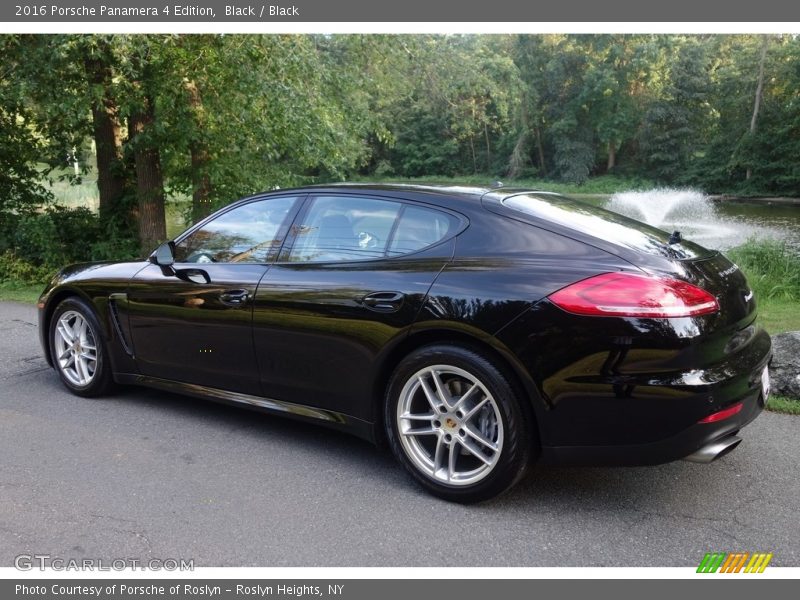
[252,193,463,422]
[126,194,303,394]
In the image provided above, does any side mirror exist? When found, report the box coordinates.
[152,241,176,268]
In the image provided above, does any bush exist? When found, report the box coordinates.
[9,206,100,266]
[726,239,800,301]
[0,251,54,285]
[0,206,139,285]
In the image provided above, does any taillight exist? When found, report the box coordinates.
[548,272,719,318]
[697,402,743,424]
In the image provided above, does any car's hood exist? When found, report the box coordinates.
[54,260,149,283]
[39,260,150,303]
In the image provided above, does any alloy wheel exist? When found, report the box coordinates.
[53,310,98,387]
[396,364,504,486]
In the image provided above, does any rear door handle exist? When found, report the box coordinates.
[219,289,250,306]
[362,291,405,313]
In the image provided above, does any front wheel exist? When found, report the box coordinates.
[49,297,114,397]
[385,344,534,503]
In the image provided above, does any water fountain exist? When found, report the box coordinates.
[605,188,778,251]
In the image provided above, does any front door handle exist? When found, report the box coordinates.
[362,291,405,313]
[219,289,250,307]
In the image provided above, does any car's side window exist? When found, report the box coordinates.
[288,195,402,262]
[174,196,298,264]
[387,205,457,257]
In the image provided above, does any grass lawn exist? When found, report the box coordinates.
[755,298,800,335]
[766,396,800,415]
[0,282,43,304]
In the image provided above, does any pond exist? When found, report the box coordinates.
[573,189,800,253]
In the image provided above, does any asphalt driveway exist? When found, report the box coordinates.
[1,300,798,567]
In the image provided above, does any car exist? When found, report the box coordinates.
[38,184,772,502]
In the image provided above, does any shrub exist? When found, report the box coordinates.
[727,239,800,301]
[0,206,139,284]
[0,251,54,285]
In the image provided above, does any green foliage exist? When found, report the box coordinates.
[726,239,800,301]
[0,252,54,285]
[3,32,800,271]
[0,206,139,285]
[0,37,55,212]
[553,137,595,184]
[766,396,800,415]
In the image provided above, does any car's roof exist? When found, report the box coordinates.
[266,182,493,199]
[253,182,568,205]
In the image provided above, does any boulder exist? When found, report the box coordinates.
[770,332,800,400]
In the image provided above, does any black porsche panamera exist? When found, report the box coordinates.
[38,184,772,502]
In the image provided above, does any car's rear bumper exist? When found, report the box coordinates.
[498,302,773,466]
[539,381,766,466]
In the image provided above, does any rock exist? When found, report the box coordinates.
[770,332,800,400]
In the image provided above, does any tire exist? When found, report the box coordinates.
[49,296,115,397]
[385,344,534,503]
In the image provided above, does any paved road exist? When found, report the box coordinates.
[1,300,799,567]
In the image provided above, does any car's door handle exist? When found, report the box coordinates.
[219,289,250,306]
[362,291,405,313]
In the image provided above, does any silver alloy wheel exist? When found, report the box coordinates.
[53,310,98,387]
[396,364,504,486]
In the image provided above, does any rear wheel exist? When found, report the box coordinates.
[385,344,533,503]
[49,297,114,397]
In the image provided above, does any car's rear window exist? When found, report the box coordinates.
[387,205,456,257]
[502,193,712,260]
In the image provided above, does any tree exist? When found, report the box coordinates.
[745,36,769,181]
[639,37,712,182]
[0,36,53,214]
[81,37,128,223]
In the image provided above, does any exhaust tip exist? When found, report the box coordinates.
[684,435,742,464]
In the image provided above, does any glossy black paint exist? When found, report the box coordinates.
[38,184,771,465]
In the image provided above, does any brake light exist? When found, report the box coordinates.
[548,272,719,318]
[697,402,743,424]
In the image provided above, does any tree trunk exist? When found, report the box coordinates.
[129,97,167,255]
[746,37,769,181]
[470,136,477,174]
[507,96,529,179]
[191,145,212,223]
[607,142,616,171]
[507,130,529,179]
[83,46,126,223]
[484,122,492,173]
[535,125,546,175]
[185,79,212,224]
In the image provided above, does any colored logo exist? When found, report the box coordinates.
[697,552,773,573]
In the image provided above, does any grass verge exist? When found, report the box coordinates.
[0,282,43,304]
[752,297,800,335]
[766,395,800,415]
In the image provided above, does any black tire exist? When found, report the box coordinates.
[49,296,115,397]
[385,344,535,503]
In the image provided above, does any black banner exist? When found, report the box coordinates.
[2,0,799,22]
[5,579,799,600]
